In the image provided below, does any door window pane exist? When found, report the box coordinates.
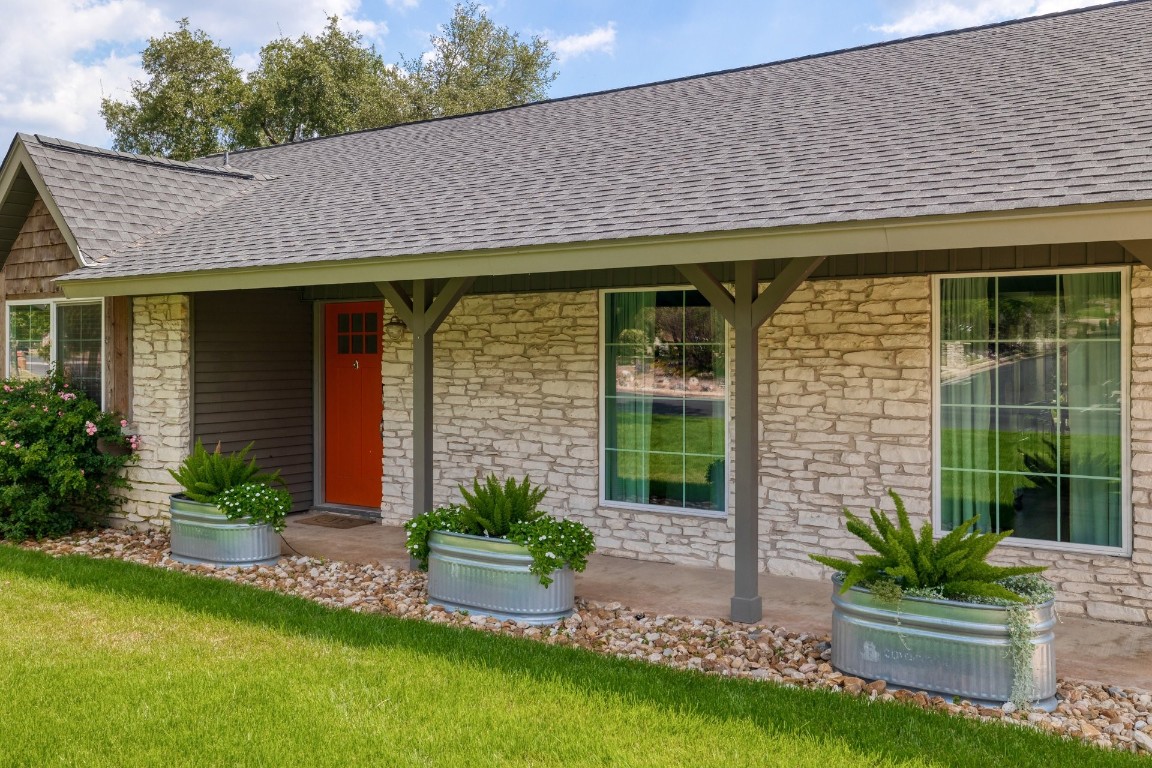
[604,290,727,512]
[939,273,1123,548]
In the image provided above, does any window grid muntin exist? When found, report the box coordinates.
[600,288,729,516]
[932,268,1129,554]
[4,298,105,408]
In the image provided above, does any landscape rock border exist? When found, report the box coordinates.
[15,528,1152,756]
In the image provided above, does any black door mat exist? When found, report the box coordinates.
[298,513,376,529]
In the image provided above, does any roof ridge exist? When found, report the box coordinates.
[201,0,1149,162]
[32,134,267,180]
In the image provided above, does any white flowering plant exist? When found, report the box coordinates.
[403,475,596,586]
[215,481,292,532]
[506,516,596,586]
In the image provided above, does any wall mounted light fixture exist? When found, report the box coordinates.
[384,315,407,341]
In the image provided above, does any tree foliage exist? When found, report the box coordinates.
[238,17,407,147]
[401,2,557,121]
[101,4,558,160]
[101,19,246,159]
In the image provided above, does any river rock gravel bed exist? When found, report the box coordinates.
[17,528,1152,756]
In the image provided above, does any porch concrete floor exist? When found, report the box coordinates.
[282,512,1152,691]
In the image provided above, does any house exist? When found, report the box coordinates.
[1,1,1150,624]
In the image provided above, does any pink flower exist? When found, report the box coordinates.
[84,421,98,436]
[13,443,20,449]
[120,419,128,428]
[0,441,6,447]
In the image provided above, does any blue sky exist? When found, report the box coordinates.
[0,0,1112,149]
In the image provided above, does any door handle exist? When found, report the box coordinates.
[353,360,360,370]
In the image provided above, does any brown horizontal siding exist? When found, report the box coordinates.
[193,289,314,511]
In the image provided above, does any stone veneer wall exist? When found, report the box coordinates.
[380,272,1152,622]
[379,291,736,565]
[113,295,191,527]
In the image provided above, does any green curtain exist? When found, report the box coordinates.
[940,277,995,531]
[1063,272,1122,547]
[607,292,655,504]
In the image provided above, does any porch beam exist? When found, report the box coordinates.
[377,278,473,519]
[1120,240,1152,270]
[425,276,476,335]
[751,256,825,328]
[677,263,736,325]
[374,281,415,328]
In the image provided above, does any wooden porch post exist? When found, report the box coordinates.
[678,257,824,623]
[377,277,474,517]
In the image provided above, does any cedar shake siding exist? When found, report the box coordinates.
[2,195,74,298]
[191,290,314,511]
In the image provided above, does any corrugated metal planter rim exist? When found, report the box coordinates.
[169,495,280,568]
[427,530,575,626]
[830,575,1057,710]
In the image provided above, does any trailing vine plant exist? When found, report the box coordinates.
[810,490,1052,710]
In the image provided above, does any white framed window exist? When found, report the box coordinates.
[5,298,105,407]
[932,268,1129,554]
[599,288,729,517]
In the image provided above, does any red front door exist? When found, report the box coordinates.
[324,302,383,508]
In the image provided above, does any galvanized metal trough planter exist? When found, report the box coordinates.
[427,530,575,625]
[830,575,1057,710]
[169,495,280,568]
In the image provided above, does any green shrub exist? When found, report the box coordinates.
[170,440,289,529]
[0,371,136,540]
[457,474,547,538]
[809,489,1045,603]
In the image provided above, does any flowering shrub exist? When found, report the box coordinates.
[215,482,292,532]
[0,371,135,540]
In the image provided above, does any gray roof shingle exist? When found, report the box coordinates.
[20,135,265,263]
[38,0,1152,281]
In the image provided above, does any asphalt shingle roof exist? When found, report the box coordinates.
[19,136,265,263]
[34,0,1152,282]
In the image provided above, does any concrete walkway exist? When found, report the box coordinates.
[281,511,1152,691]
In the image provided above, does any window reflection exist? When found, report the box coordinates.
[604,291,727,512]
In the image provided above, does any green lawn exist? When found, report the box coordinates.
[0,545,1139,767]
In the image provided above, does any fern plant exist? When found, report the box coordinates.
[458,474,547,538]
[169,440,288,528]
[809,489,1045,603]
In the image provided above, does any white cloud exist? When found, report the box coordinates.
[0,0,388,147]
[384,0,420,9]
[549,23,616,64]
[875,0,1114,36]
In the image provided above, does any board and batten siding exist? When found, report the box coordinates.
[192,290,314,511]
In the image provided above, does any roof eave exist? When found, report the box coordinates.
[56,200,1152,299]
